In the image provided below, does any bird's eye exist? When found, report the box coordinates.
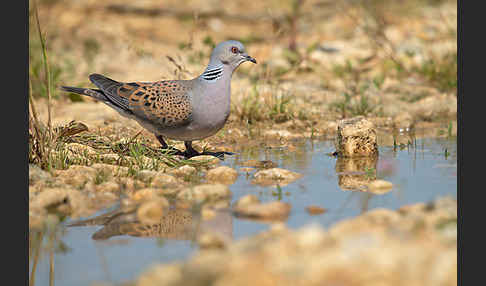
[231,47,239,54]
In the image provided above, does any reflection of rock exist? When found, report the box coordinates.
[240,160,277,169]
[335,116,378,157]
[366,179,393,194]
[335,156,378,191]
[68,203,233,243]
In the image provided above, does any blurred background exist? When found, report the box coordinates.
[29,0,457,116]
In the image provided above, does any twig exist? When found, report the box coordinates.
[29,231,44,286]
[128,130,143,144]
[34,1,52,136]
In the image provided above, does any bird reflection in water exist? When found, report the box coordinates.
[68,203,233,243]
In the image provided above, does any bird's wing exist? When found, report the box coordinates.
[89,74,193,127]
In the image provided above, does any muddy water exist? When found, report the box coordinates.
[29,136,457,286]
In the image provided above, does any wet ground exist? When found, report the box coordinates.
[29,134,456,286]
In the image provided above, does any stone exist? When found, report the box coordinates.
[201,208,217,220]
[234,194,260,208]
[150,172,180,188]
[65,143,98,157]
[53,165,97,188]
[252,168,302,187]
[29,187,91,218]
[117,177,146,192]
[306,205,327,215]
[233,201,291,221]
[169,165,197,177]
[335,156,378,191]
[177,184,231,203]
[131,188,163,201]
[91,163,129,176]
[206,166,238,185]
[99,153,122,164]
[95,181,120,193]
[334,116,378,157]
[137,198,170,225]
[189,155,221,165]
[137,170,158,182]
[197,232,227,249]
[29,164,51,185]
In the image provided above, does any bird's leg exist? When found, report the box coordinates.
[156,135,169,149]
[183,141,201,158]
[156,135,183,155]
[182,141,235,159]
[183,141,234,160]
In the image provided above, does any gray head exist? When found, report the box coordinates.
[208,40,257,71]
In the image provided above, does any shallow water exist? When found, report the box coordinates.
[29,136,457,286]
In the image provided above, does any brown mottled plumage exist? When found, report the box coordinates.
[86,74,193,128]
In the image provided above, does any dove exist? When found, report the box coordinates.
[61,40,256,158]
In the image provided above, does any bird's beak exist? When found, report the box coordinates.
[244,54,257,64]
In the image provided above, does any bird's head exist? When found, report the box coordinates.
[209,40,257,71]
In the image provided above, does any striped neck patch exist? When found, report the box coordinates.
[201,64,224,82]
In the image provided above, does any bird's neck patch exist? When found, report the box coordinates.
[201,63,224,82]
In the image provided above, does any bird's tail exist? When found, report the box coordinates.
[60,86,107,101]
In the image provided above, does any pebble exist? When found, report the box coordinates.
[95,181,119,193]
[206,166,238,185]
[29,164,51,185]
[65,143,98,157]
[169,165,197,177]
[177,184,231,203]
[131,188,163,201]
[197,232,227,249]
[234,194,260,208]
[189,155,221,165]
[252,168,302,186]
[233,200,291,221]
[137,198,169,225]
[306,205,327,215]
[136,170,158,182]
[150,173,180,188]
[240,167,255,173]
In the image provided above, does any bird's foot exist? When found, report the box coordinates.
[183,150,234,160]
